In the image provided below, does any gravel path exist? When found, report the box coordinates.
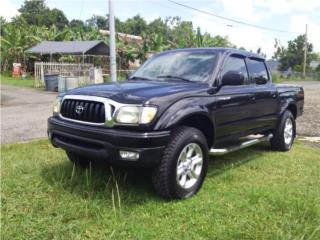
[1,85,57,145]
[1,81,319,145]
[284,81,320,137]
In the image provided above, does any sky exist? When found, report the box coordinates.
[2,0,320,58]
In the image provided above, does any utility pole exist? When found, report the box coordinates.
[109,0,117,82]
[303,24,308,78]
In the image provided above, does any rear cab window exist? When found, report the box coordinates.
[246,58,270,84]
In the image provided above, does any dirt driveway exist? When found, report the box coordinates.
[1,81,319,145]
[285,81,320,137]
[1,85,57,144]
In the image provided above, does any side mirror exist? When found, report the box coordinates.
[253,75,268,85]
[221,71,244,86]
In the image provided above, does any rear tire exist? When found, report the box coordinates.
[270,110,295,151]
[152,127,208,199]
[66,151,91,168]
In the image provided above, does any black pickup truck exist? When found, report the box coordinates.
[48,48,304,199]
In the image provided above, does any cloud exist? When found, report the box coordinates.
[144,14,160,23]
[215,0,270,22]
[191,9,282,58]
[217,0,320,16]
[289,14,320,52]
[0,0,19,21]
[90,9,105,16]
[255,0,320,14]
[191,0,320,57]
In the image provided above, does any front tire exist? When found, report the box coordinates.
[152,127,208,199]
[270,110,295,151]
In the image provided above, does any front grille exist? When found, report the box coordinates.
[60,99,105,123]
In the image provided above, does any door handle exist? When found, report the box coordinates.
[217,96,231,101]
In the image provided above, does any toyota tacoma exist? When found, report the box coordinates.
[48,48,304,199]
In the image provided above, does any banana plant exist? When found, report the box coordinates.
[1,23,35,71]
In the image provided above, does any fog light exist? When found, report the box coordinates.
[119,151,139,161]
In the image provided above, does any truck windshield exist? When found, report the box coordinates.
[131,51,218,83]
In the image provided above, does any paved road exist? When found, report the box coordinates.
[1,81,319,145]
[1,85,57,144]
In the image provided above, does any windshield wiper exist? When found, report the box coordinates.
[129,76,154,81]
[157,75,194,82]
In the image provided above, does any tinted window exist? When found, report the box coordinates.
[132,51,217,82]
[221,56,249,85]
[247,59,269,83]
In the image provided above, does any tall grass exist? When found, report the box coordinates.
[1,140,320,239]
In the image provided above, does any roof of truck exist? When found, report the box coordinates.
[160,47,265,60]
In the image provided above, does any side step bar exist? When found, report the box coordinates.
[209,134,273,156]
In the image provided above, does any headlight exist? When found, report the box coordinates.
[115,106,140,124]
[115,106,157,124]
[52,97,62,115]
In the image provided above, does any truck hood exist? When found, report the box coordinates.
[66,80,209,105]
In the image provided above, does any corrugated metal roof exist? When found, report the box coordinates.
[26,41,109,55]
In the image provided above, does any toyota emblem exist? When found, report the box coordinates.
[75,105,85,114]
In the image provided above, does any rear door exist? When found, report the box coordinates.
[246,58,278,130]
[214,55,256,139]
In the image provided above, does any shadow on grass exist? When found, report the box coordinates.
[207,142,269,178]
[40,142,270,204]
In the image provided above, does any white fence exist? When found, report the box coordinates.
[34,62,94,88]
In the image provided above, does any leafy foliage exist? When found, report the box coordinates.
[272,35,314,71]
[18,0,68,30]
[1,0,235,72]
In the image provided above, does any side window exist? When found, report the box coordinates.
[247,58,269,84]
[221,56,249,85]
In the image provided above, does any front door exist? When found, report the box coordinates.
[214,55,256,139]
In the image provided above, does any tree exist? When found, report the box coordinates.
[3,0,239,72]
[0,22,37,71]
[0,17,6,35]
[316,63,320,73]
[121,15,147,35]
[256,47,267,58]
[86,15,108,29]
[170,19,195,48]
[272,35,313,71]
[70,19,85,30]
[18,0,47,26]
[31,25,72,42]
[144,33,170,52]
[194,28,225,47]
[147,18,168,37]
[47,8,68,30]
[18,0,68,30]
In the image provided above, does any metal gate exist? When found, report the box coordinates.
[34,62,94,88]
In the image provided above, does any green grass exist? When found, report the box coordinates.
[1,74,35,88]
[1,140,320,239]
[272,73,320,83]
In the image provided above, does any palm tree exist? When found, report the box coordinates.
[1,24,35,71]
[30,25,72,42]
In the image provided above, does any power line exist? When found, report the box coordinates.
[145,0,294,54]
[147,0,233,28]
[168,0,300,34]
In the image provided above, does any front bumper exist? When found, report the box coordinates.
[47,117,171,167]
